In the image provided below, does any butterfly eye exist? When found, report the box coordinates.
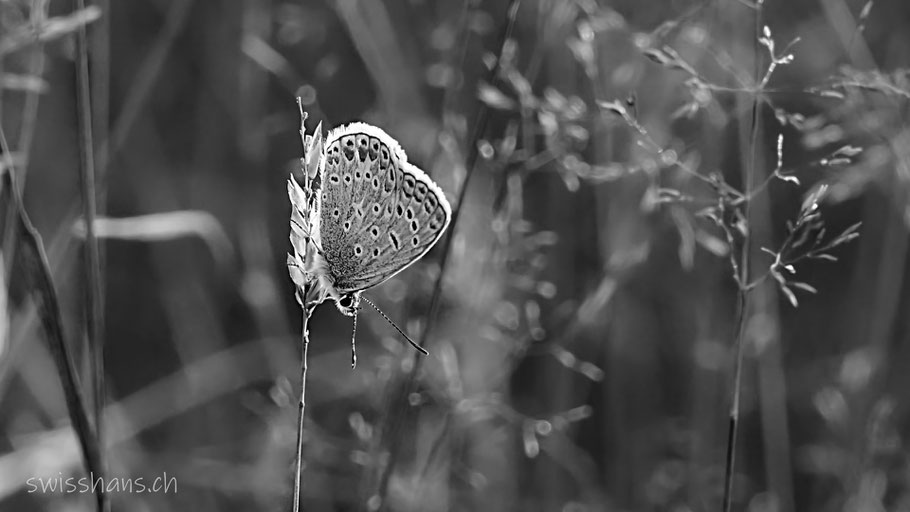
[338,295,354,308]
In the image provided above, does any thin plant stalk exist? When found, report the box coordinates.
[722,290,748,512]
[722,6,764,512]
[292,305,312,512]
[73,0,106,475]
[0,126,107,512]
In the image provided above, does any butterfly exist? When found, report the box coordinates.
[287,117,451,362]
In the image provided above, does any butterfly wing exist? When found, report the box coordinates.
[319,123,451,294]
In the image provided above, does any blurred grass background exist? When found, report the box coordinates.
[2,0,909,510]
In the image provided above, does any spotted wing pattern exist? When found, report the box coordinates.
[317,122,451,293]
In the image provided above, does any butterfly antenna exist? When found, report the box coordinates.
[351,311,358,369]
[361,297,429,356]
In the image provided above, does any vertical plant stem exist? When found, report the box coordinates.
[292,305,311,512]
[722,6,763,512]
[0,127,107,511]
[72,3,106,508]
[15,0,50,187]
[723,290,748,512]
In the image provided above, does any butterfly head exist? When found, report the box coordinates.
[335,291,362,317]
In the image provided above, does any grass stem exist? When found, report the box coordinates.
[723,290,748,512]
[72,3,106,497]
[722,6,763,511]
[0,126,107,512]
[292,306,312,512]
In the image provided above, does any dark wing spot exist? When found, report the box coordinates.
[372,247,380,257]
[329,174,340,184]
[357,135,369,161]
[415,182,428,200]
[354,244,363,256]
[389,232,400,250]
[372,204,381,214]
[355,171,362,180]
[410,220,419,232]
[424,194,437,213]
[396,204,404,216]
[383,175,394,193]
[369,139,380,160]
[370,226,379,238]
[343,137,356,160]
[373,177,381,190]
[380,147,390,169]
[406,207,414,220]
[344,174,352,183]
[411,236,420,247]
[403,175,416,195]
[322,192,328,201]
[332,208,340,218]
[343,221,351,231]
